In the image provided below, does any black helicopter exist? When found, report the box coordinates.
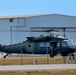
[0,34,76,58]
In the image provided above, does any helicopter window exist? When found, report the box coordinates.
[66,41,74,47]
[57,42,60,48]
[61,42,67,47]
[40,43,45,47]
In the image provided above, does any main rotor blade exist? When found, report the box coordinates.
[0,30,76,32]
[0,29,59,32]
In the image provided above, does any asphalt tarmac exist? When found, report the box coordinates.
[0,64,76,71]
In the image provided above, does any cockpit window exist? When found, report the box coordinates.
[57,42,60,48]
[66,41,74,47]
[61,41,67,47]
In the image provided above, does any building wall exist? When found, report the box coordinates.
[25,14,76,42]
[26,14,76,28]
[0,18,23,45]
[0,14,76,45]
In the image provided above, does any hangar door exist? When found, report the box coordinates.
[65,28,76,42]
[31,27,76,42]
[10,26,30,44]
[10,27,76,44]
[30,27,65,37]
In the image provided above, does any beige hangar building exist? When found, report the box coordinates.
[0,14,76,45]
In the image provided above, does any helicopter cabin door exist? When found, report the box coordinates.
[26,43,35,54]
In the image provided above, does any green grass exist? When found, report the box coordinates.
[0,56,75,65]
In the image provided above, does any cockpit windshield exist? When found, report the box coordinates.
[66,41,75,47]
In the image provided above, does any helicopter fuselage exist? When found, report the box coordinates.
[0,35,76,58]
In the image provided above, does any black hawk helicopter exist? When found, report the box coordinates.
[0,29,76,58]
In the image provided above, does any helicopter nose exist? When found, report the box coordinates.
[74,49,76,52]
[74,47,76,52]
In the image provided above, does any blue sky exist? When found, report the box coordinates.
[0,0,76,16]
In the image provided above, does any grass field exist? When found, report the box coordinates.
[0,56,76,75]
[0,56,75,65]
[0,70,76,75]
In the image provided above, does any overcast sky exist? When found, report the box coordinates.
[0,0,76,16]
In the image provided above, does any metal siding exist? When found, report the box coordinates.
[65,28,76,42]
[0,19,18,45]
[30,32,48,37]
[26,15,76,28]
[26,15,52,29]
[18,18,25,26]
[11,26,31,44]
[25,15,76,42]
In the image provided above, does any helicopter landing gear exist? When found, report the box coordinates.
[50,45,55,58]
[50,52,54,58]
[3,53,9,58]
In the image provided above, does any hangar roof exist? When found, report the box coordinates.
[0,14,76,19]
[0,14,44,19]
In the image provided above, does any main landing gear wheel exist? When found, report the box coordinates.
[50,52,54,58]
